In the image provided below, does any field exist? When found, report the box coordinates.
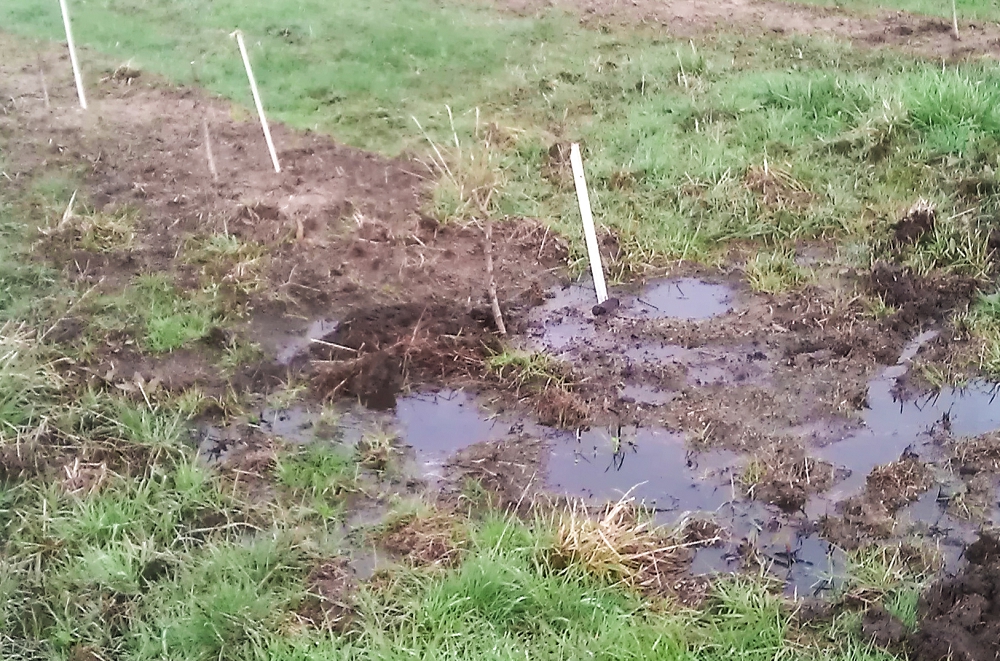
[4,0,1000,659]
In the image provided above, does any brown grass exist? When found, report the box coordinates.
[382,510,466,567]
[549,495,715,592]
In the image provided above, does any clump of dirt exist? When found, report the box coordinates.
[823,454,932,549]
[0,435,156,485]
[381,511,466,567]
[201,430,279,500]
[893,199,936,245]
[862,605,909,649]
[310,302,502,409]
[944,436,1000,520]
[446,435,546,512]
[909,532,1000,661]
[867,261,978,332]
[745,442,837,512]
[298,557,357,633]
[953,433,1000,476]
[59,458,110,497]
[866,454,933,511]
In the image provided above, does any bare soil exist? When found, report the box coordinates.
[0,37,564,405]
[299,558,358,633]
[909,533,1000,661]
[495,0,1000,60]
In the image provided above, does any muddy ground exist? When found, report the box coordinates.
[3,14,1000,650]
[495,0,1000,61]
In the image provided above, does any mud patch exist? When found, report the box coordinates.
[867,262,978,332]
[494,0,1000,61]
[299,558,357,633]
[910,533,1000,661]
[310,303,500,409]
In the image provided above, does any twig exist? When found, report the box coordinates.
[59,190,78,229]
[952,0,960,39]
[201,116,219,182]
[484,220,507,335]
[36,52,50,109]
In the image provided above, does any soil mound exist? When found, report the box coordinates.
[867,261,978,332]
[310,302,501,409]
[909,532,1000,661]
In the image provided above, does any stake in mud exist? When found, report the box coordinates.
[232,30,281,173]
[570,143,609,305]
[58,0,87,109]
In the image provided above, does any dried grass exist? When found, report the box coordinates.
[382,511,466,567]
[550,494,714,591]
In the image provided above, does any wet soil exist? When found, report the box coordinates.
[910,533,1000,661]
[494,0,1000,61]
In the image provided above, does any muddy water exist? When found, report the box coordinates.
[816,331,1000,503]
[395,391,504,478]
[527,277,735,355]
[240,279,1000,594]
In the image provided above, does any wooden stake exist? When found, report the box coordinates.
[36,52,51,109]
[201,117,219,182]
[484,220,507,336]
[58,0,87,109]
[569,143,608,304]
[232,30,281,173]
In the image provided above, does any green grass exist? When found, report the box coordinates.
[90,274,219,353]
[6,1,1000,273]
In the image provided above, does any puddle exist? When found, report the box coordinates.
[395,390,504,478]
[274,318,338,365]
[533,277,735,323]
[544,427,736,513]
[632,278,734,320]
[817,331,1000,501]
[617,383,677,406]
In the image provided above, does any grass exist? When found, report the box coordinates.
[6,1,1000,276]
[487,349,567,392]
[90,274,220,353]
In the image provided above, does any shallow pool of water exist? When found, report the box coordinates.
[818,330,1000,500]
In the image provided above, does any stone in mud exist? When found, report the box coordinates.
[592,297,620,316]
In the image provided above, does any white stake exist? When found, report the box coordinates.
[58,0,87,109]
[569,143,608,304]
[232,30,281,173]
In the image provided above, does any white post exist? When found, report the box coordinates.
[232,30,281,173]
[570,143,608,304]
[58,0,87,109]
